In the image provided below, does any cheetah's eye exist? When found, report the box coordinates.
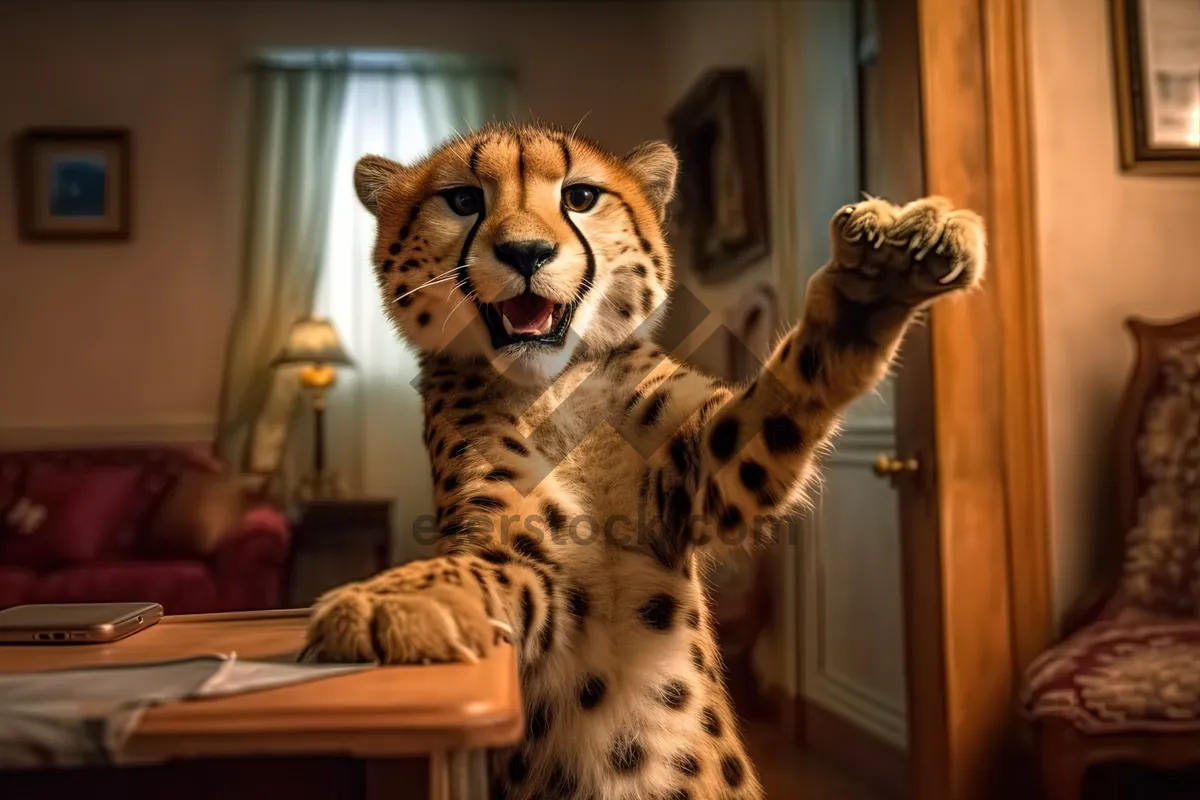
[443,186,483,217]
[562,185,600,213]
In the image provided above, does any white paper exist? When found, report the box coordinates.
[1141,0,1200,147]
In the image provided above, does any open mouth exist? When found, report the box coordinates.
[480,293,574,350]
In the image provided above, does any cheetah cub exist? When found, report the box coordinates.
[302,123,985,800]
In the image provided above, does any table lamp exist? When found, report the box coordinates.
[272,315,354,500]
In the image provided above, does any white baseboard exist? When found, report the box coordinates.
[0,417,216,450]
[804,671,909,750]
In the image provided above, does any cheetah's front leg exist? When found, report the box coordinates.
[649,197,985,557]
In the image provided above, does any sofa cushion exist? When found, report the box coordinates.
[0,566,37,610]
[1,464,144,568]
[142,471,248,558]
[1022,620,1200,734]
[32,562,219,616]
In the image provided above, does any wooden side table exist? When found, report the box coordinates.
[0,610,521,800]
[286,498,393,608]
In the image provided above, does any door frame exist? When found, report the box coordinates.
[904,0,1052,797]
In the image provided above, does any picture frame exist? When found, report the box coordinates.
[1112,0,1200,175]
[667,69,769,282]
[15,128,132,240]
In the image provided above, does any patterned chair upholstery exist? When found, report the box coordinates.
[1020,314,1200,798]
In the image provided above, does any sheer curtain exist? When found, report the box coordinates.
[216,59,348,478]
[315,54,516,565]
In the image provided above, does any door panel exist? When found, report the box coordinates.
[796,0,911,752]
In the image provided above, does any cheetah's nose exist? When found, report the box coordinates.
[494,240,557,278]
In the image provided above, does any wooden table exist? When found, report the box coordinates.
[0,609,521,800]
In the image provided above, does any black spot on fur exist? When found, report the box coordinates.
[569,586,589,621]
[548,764,577,797]
[659,679,691,710]
[434,438,445,456]
[459,413,485,426]
[502,437,529,456]
[507,750,528,783]
[395,284,412,307]
[526,701,551,740]
[430,398,444,416]
[639,593,677,631]
[469,495,505,511]
[381,259,394,272]
[674,753,701,776]
[641,288,655,316]
[641,392,668,427]
[417,311,431,326]
[616,300,634,318]
[797,343,822,383]
[439,380,455,392]
[719,504,743,531]
[542,502,567,535]
[403,258,420,271]
[709,417,739,461]
[721,754,745,787]
[739,460,767,491]
[450,441,468,458]
[763,416,803,454]
[463,374,484,390]
[453,397,475,410]
[442,475,459,493]
[669,436,690,473]
[479,547,511,565]
[388,242,402,255]
[686,609,701,629]
[609,736,645,773]
[520,587,535,646]
[485,467,515,482]
[702,706,722,737]
[495,568,511,585]
[511,532,547,563]
[579,674,607,709]
[634,263,648,278]
[692,643,706,672]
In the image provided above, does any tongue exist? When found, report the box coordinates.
[500,294,555,335]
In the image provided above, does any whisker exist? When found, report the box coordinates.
[443,291,478,333]
[394,274,461,303]
[569,110,593,140]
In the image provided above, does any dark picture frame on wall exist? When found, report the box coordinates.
[1112,0,1200,175]
[668,69,769,282]
[15,128,132,240]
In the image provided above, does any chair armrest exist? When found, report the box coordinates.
[210,505,292,611]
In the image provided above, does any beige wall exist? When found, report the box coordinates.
[0,1,669,439]
[1029,0,1200,623]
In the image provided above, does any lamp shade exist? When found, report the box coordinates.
[272,316,355,367]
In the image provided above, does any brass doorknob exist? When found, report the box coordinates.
[873,453,919,478]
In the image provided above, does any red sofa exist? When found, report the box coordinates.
[0,446,290,615]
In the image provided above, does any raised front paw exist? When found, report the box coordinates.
[299,563,498,665]
[828,196,986,305]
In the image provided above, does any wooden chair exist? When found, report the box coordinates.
[1021,312,1200,799]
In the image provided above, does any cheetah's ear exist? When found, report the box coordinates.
[623,141,678,223]
[354,154,405,216]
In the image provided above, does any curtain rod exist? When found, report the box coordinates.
[247,62,517,80]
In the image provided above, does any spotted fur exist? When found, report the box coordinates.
[302,123,986,800]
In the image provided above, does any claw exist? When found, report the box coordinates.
[938,259,967,285]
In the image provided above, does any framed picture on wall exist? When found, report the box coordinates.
[668,69,769,282]
[15,128,132,240]
[1112,0,1200,174]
